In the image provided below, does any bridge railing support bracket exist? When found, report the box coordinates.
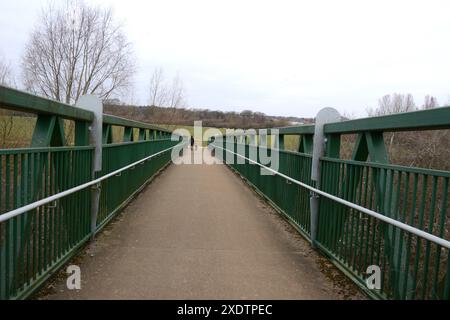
[310,108,340,248]
[76,95,103,241]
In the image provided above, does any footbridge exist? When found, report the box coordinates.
[0,85,449,300]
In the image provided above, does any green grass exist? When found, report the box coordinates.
[0,115,36,148]
[284,135,299,151]
[0,116,229,148]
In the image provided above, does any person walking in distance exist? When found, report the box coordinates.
[190,135,195,151]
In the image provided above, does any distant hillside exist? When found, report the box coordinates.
[104,103,312,129]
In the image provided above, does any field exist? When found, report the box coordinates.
[0,116,232,148]
[0,115,36,148]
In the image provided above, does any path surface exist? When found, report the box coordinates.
[40,148,364,300]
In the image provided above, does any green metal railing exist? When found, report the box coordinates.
[212,106,450,300]
[0,146,93,299]
[223,144,313,236]
[0,86,179,300]
[318,157,450,299]
[97,139,176,228]
[3,83,450,300]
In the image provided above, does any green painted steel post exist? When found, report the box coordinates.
[75,121,90,146]
[299,134,313,154]
[123,127,134,142]
[31,115,66,147]
[103,125,113,144]
[325,133,341,158]
[277,134,285,150]
[138,128,146,141]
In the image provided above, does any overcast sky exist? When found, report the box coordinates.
[1,0,450,117]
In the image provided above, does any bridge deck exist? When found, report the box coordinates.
[38,148,363,300]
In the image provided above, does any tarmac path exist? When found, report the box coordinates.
[40,148,364,300]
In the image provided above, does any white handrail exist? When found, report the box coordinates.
[213,144,450,250]
[0,144,182,223]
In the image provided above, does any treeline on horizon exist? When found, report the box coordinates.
[104,102,312,129]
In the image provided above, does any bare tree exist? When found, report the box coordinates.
[366,93,450,170]
[149,67,167,107]
[22,0,135,104]
[148,67,187,108]
[368,93,416,116]
[366,93,416,154]
[422,95,439,109]
[167,73,186,108]
[0,57,15,87]
[0,58,15,147]
[0,61,10,86]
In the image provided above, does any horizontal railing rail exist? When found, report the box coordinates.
[0,85,172,138]
[324,106,450,133]
[103,114,169,132]
[0,144,181,223]
[0,85,94,121]
[265,105,450,135]
[273,125,315,135]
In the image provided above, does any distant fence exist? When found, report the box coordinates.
[0,86,180,299]
[211,106,450,300]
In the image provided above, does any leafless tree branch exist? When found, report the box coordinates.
[148,67,187,108]
[22,0,135,104]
